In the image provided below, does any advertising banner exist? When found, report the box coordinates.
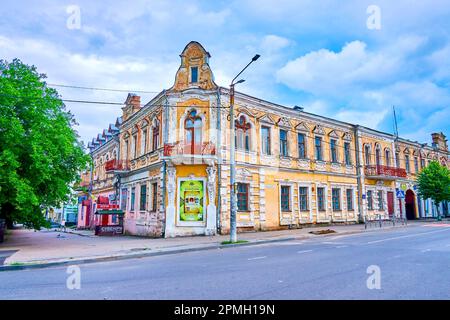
[179,180,204,222]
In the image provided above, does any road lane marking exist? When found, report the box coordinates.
[366,228,450,244]
[247,256,267,261]
[297,250,313,254]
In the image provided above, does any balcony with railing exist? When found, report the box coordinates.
[163,141,217,165]
[105,159,130,173]
[364,165,407,180]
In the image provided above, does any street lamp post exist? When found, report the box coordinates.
[229,54,260,243]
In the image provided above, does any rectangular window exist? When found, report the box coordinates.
[395,152,400,168]
[414,157,419,173]
[378,190,384,210]
[346,189,353,211]
[152,125,159,151]
[405,155,410,172]
[132,135,137,159]
[298,133,306,159]
[141,129,147,156]
[130,187,135,211]
[367,190,373,210]
[152,183,158,212]
[261,126,271,155]
[280,186,291,212]
[140,184,147,211]
[299,187,308,211]
[344,142,351,165]
[330,139,338,163]
[121,188,128,210]
[280,129,288,157]
[191,66,198,83]
[332,188,341,211]
[315,136,323,161]
[237,183,249,211]
[317,187,325,211]
[421,158,425,169]
[124,140,129,161]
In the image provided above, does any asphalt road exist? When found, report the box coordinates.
[1,224,450,300]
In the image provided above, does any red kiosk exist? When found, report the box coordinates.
[94,196,124,236]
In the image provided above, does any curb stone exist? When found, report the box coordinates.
[0,224,412,272]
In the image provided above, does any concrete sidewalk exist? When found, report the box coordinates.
[0,221,428,270]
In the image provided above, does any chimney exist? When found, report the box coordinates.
[122,93,141,121]
[431,132,448,151]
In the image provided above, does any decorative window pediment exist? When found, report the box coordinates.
[404,147,410,155]
[342,132,352,141]
[258,114,275,125]
[412,149,419,156]
[328,130,340,138]
[140,119,149,129]
[277,117,292,128]
[132,125,139,134]
[313,125,325,135]
[295,122,310,132]
[123,132,130,139]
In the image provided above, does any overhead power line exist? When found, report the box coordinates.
[47,83,160,94]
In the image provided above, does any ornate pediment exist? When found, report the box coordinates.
[236,168,252,177]
[404,147,410,155]
[328,130,340,138]
[140,119,149,129]
[258,114,275,125]
[313,125,325,135]
[277,117,292,128]
[295,122,310,132]
[170,41,218,92]
[342,132,352,141]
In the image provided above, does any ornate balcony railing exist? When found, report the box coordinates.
[364,165,407,179]
[163,142,216,157]
[105,159,130,172]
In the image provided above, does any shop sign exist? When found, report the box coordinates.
[179,180,204,222]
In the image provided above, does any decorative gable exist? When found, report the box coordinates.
[277,117,292,128]
[258,114,275,125]
[342,132,352,141]
[313,124,325,135]
[171,41,217,92]
[295,122,310,132]
[328,130,340,138]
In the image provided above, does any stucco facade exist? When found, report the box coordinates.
[82,41,450,237]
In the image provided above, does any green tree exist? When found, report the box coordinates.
[416,161,450,218]
[0,59,90,229]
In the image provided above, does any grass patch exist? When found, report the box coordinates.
[221,240,249,245]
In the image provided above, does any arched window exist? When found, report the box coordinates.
[385,149,391,167]
[364,145,371,166]
[235,115,251,151]
[184,109,202,154]
[375,145,381,166]
[152,119,160,151]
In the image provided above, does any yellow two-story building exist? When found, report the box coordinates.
[91,41,448,237]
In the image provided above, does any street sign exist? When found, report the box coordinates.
[396,190,405,199]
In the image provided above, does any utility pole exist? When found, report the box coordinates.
[229,54,260,243]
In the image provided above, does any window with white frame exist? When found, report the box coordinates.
[299,186,308,211]
[317,187,325,211]
[346,189,354,211]
[280,186,291,212]
[332,188,341,211]
[261,126,271,155]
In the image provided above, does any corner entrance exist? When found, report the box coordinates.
[405,189,416,220]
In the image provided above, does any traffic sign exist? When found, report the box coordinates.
[396,190,405,199]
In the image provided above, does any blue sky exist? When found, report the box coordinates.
[1,0,449,146]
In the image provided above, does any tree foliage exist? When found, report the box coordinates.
[0,59,90,229]
[417,161,450,214]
